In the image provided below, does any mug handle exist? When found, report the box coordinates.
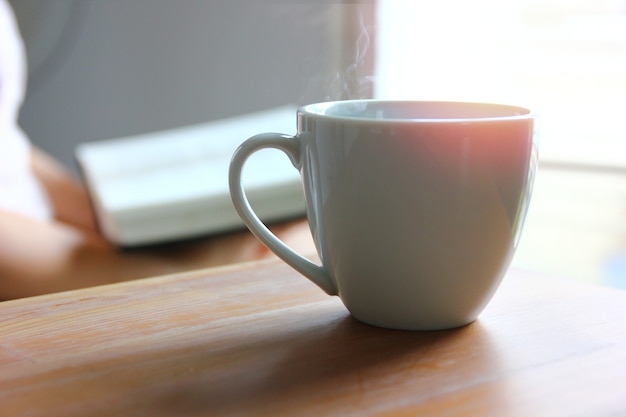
[228,133,338,296]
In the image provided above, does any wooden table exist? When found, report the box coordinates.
[1,259,625,417]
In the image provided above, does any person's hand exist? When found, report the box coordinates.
[30,146,98,231]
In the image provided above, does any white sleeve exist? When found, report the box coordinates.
[0,0,52,220]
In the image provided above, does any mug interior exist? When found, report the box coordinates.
[302,100,531,121]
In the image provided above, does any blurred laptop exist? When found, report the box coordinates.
[75,106,305,247]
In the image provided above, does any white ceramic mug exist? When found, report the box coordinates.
[229,100,538,330]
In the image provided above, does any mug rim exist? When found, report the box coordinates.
[298,99,535,123]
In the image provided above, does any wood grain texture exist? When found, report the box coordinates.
[1,259,625,417]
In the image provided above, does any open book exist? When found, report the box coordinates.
[75,106,305,247]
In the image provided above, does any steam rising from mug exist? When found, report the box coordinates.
[328,13,375,101]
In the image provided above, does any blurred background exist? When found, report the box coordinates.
[9,0,374,169]
[9,0,626,288]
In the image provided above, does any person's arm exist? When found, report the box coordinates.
[0,207,313,300]
[0,146,314,300]
[0,209,170,299]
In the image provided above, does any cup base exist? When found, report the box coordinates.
[350,313,477,332]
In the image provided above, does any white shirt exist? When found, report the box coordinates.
[0,0,51,220]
